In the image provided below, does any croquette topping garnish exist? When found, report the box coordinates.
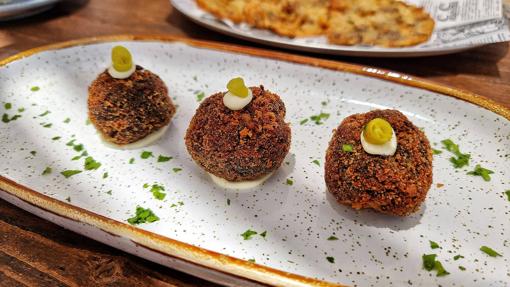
[363,118,393,144]
[360,117,397,156]
[108,45,136,79]
[223,77,254,110]
[227,77,249,98]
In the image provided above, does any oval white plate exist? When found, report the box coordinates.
[0,36,509,287]
[170,0,488,57]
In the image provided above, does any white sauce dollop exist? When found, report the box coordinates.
[223,89,253,111]
[209,172,273,190]
[100,124,169,150]
[107,64,136,79]
[360,128,397,156]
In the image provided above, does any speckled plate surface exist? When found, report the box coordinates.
[0,35,509,287]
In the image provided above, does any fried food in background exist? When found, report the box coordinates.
[196,0,434,47]
[328,0,435,47]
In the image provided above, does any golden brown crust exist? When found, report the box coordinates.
[88,66,176,145]
[324,109,432,216]
[327,0,435,47]
[185,86,291,182]
[196,0,434,47]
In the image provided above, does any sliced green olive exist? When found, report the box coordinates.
[363,118,393,145]
[227,77,249,98]
[112,46,133,72]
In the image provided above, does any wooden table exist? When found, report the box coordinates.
[1,0,509,286]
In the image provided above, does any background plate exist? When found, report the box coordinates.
[0,36,509,286]
[170,0,485,57]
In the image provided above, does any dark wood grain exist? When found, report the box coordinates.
[0,0,509,286]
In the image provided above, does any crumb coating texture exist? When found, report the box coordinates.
[185,86,291,181]
[325,109,432,216]
[88,66,175,145]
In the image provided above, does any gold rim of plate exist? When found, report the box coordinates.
[0,34,509,287]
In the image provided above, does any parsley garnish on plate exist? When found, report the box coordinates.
[52,136,61,141]
[61,170,82,178]
[432,149,442,155]
[312,159,320,166]
[480,246,502,257]
[157,155,173,162]
[327,236,338,241]
[84,156,101,170]
[441,139,470,168]
[227,198,231,205]
[505,190,510,201]
[285,178,293,185]
[63,118,71,123]
[453,255,464,260]
[310,112,330,125]
[102,172,108,179]
[38,110,50,117]
[42,167,52,175]
[422,254,449,277]
[144,184,166,200]
[127,206,160,225]
[196,91,205,102]
[129,158,135,164]
[172,167,182,173]
[4,103,12,110]
[141,151,153,159]
[326,256,335,263]
[467,164,494,181]
[241,229,258,240]
[458,266,466,271]
[260,231,267,238]
[30,86,40,92]
[300,118,308,125]
[429,240,440,249]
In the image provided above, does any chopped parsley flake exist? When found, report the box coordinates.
[227,198,231,205]
[102,172,108,179]
[106,190,112,195]
[248,259,256,263]
[480,246,501,257]
[453,255,464,260]
[432,149,442,155]
[505,190,510,201]
[65,197,71,202]
[127,206,160,225]
[434,261,449,277]
[4,103,12,110]
[141,151,153,159]
[42,123,52,128]
[42,167,52,175]
[467,164,494,181]
[31,86,40,92]
[73,144,84,152]
[61,170,82,178]
[241,229,258,240]
[52,136,61,141]
[310,112,330,125]
[129,158,135,164]
[2,113,22,123]
[84,156,101,170]
[285,178,293,185]
[63,118,71,123]
[260,231,267,238]
[143,183,149,188]
[170,201,184,208]
[441,139,470,168]
[145,184,166,200]
[422,254,437,271]
[327,236,338,241]
[422,254,449,276]
[300,118,308,125]
[458,266,466,271]
[157,155,173,162]
[196,91,205,102]
[71,155,82,161]
[30,151,36,156]
[342,144,353,152]
[18,108,25,113]
[66,139,76,146]
[429,240,440,249]
[326,256,335,263]
[312,159,320,166]
[39,111,50,117]
[172,167,182,173]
